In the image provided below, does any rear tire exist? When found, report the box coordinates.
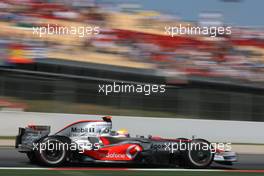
[26,152,37,163]
[35,136,69,166]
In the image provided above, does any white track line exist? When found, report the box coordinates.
[0,167,224,171]
[1,167,264,173]
[129,169,224,172]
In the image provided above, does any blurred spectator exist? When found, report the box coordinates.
[0,0,263,84]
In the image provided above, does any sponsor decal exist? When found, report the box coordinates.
[71,127,95,133]
[95,145,141,160]
[151,143,167,151]
[106,153,126,159]
[126,145,141,159]
[97,152,126,159]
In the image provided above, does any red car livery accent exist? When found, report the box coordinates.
[84,144,142,161]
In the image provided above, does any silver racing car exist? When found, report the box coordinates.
[16,116,237,168]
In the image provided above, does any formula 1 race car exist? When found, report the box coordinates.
[15,116,237,168]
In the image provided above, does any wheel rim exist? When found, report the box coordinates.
[40,139,66,164]
[188,142,212,167]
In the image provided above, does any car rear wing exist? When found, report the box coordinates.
[15,125,50,151]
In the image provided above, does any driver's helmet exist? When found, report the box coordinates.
[116,128,129,137]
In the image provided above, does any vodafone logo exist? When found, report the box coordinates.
[106,153,126,159]
[126,145,141,159]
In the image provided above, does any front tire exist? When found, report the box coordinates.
[183,139,214,168]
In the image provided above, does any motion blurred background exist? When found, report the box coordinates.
[0,0,264,121]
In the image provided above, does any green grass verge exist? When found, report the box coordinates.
[0,136,16,140]
[0,170,263,176]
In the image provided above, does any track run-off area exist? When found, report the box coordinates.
[0,148,263,176]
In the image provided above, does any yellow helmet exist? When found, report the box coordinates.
[116,128,129,137]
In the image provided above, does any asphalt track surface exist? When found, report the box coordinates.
[0,148,263,170]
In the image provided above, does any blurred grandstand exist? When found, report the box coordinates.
[0,0,264,121]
